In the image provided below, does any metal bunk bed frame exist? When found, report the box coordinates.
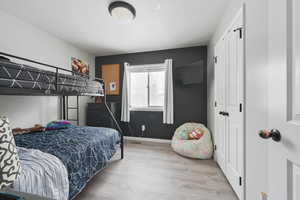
[0,52,124,159]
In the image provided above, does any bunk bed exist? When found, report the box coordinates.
[0,52,124,200]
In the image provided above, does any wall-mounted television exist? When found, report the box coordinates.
[175,60,204,85]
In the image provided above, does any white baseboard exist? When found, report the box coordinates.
[124,136,171,144]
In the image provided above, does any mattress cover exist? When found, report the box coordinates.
[0,60,56,90]
[0,60,103,95]
[14,126,120,199]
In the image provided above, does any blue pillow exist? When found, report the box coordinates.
[46,120,72,131]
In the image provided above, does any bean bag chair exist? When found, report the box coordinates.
[171,123,213,159]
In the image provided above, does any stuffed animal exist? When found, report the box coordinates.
[29,124,46,132]
[12,124,45,135]
[12,128,28,135]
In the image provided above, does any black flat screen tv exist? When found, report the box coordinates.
[175,60,203,85]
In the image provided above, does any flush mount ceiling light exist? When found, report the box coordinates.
[109,1,136,23]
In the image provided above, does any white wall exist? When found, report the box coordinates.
[243,0,268,199]
[207,0,269,199]
[0,10,95,128]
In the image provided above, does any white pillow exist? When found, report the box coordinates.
[0,116,21,188]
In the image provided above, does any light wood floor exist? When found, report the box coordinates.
[75,141,238,200]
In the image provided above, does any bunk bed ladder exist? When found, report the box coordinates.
[101,81,124,159]
[62,96,79,125]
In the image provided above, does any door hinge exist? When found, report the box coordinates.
[215,101,217,107]
[239,177,242,186]
[239,103,243,112]
[214,145,217,151]
[234,27,243,39]
[214,56,218,63]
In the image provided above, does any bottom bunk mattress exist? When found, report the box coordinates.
[14,126,120,199]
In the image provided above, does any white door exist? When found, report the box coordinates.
[214,8,244,199]
[214,36,227,174]
[225,10,244,199]
[268,0,300,199]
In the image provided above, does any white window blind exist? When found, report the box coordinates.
[129,68,166,111]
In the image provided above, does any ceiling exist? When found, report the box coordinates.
[0,0,228,56]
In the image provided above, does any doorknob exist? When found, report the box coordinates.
[219,111,229,116]
[223,112,229,116]
[258,129,281,142]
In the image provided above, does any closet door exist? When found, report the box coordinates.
[225,10,244,199]
[214,37,227,174]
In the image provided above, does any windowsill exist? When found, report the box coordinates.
[130,107,163,112]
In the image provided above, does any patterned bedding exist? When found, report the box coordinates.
[13,147,69,200]
[14,126,120,199]
[0,60,103,95]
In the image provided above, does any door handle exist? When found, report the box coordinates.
[219,111,225,115]
[219,111,229,116]
[258,129,281,142]
[223,112,229,116]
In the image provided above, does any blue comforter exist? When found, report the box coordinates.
[14,126,120,199]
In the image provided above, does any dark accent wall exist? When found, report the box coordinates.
[95,46,207,139]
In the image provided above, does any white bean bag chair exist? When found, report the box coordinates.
[171,123,213,159]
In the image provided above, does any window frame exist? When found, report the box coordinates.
[128,64,166,112]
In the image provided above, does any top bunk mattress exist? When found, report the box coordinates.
[0,59,103,95]
[0,59,56,90]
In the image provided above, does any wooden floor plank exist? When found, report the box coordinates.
[75,142,238,200]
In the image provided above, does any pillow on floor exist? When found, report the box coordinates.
[0,116,21,188]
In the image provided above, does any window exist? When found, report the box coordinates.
[121,60,173,123]
[129,69,165,111]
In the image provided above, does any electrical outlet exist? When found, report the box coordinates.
[141,125,146,132]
